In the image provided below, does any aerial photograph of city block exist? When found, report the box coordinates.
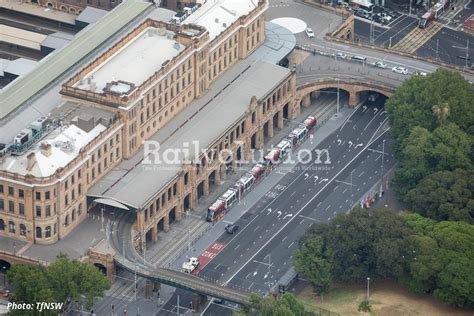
[0,0,473,314]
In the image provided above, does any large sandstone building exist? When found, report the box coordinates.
[0,0,299,249]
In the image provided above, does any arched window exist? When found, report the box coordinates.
[65,214,69,226]
[20,224,26,236]
[45,226,51,238]
[78,203,82,216]
[36,227,42,238]
[9,221,15,233]
[0,219,4,231]
[72,209,76,221]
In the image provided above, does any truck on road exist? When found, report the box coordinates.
[182,257,200,273]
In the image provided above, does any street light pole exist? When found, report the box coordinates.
[367,277,370,300]
[337,87,340,113]
[466,39,470,69]
[349,169,355,210]
[100,207,104,232]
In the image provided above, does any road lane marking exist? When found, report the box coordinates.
[224,130,390,285]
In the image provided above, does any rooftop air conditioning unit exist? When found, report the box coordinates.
[30,116,49,132]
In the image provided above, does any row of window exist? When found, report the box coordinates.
[0,219,56,238]
[144,183,178,223]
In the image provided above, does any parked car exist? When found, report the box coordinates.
[305,28,315,38]
[225,224,239,234]
[374,61,387,69]
[392,66,408,74]
[336,52,347,59]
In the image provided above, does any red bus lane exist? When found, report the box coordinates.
[192,242,225,275]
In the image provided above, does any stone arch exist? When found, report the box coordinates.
[94,263,107,275]
[298,79,394,108]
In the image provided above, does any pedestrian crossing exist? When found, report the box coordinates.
[392,22,443,54]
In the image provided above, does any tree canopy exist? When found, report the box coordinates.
[400,213,474,308]
[405,169,474,223]
[385,69,473,220]
[385,69,474,154]
[7,254,110,315]
[240,293,310,316]
[295,209,474,308]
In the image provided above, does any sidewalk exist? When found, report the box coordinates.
[143,96,350,270]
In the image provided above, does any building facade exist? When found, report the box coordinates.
[0,0,300,248]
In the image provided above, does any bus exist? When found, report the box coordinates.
[349,0,374,13]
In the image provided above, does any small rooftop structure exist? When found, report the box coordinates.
[0,102,117,178]
[183,0,261,39]
[0,58,38,77]
[74,26,185,94]
[75,6,108,26]
[249,22,296,65]
[88,60,290,210]
[41,32,75,51]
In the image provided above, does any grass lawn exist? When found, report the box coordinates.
[297,280,473,316]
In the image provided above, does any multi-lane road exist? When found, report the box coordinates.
[159,96,396,315]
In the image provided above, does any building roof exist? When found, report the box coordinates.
[41,32,75,50]
[88,60,291,209]
[249,22,296,64]
[76,6,108,25]
[0,0,151,120]
[1,58,38,77]
[0,102,117,178]
[183,0,259,39]
[74,26,185,94]
[0,25,47,50]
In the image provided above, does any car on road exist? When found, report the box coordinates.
[335,52,347,59]
[225,223,239,234]
[414,71,428,76]
[374,61,387,69]
[305,28,315,38]
[341,2,352,11]
[351,55,367,62]
[355,9,371,19]
[368,94,379,102]
[391,66,408,75]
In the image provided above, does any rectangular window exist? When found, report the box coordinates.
[19,203,24,215]
[0,185,3,193]
[65,180,68,190]
[8,187,14,196]
[35,192,41,200]
[45,191,50,200]
[46,205,51,217]
[65,194,69,206]
[0,199,4,210]
[19,189,24,198]
[9,201,14,213]
[36,206,41,217]
[71,175,75,184]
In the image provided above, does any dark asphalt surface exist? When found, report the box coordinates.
[415,27,474,67]
[159,97,396,315]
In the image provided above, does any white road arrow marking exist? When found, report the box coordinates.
[277,211,282,218]
[337,139,342,145]
[314,175,319,182]
[354,143,364,149]
[304,173,309,180]
[267,208,272,215]
[283,214,293,220]
[374,108,379,114]
[348,141,353,147]
[319,178,329,184]
[363,105,367,112]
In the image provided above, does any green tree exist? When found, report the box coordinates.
[239,293,309,316]
[294,236,332,294]
[386,69,474,154]
[7,265,56,316]
[7,254,110,313]
[400,214,474,308]
[393,124,472,198]
[406,169,474,222]
[358,299,372,313]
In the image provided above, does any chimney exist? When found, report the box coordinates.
[26,152,36,171]
[40,143,52,157]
